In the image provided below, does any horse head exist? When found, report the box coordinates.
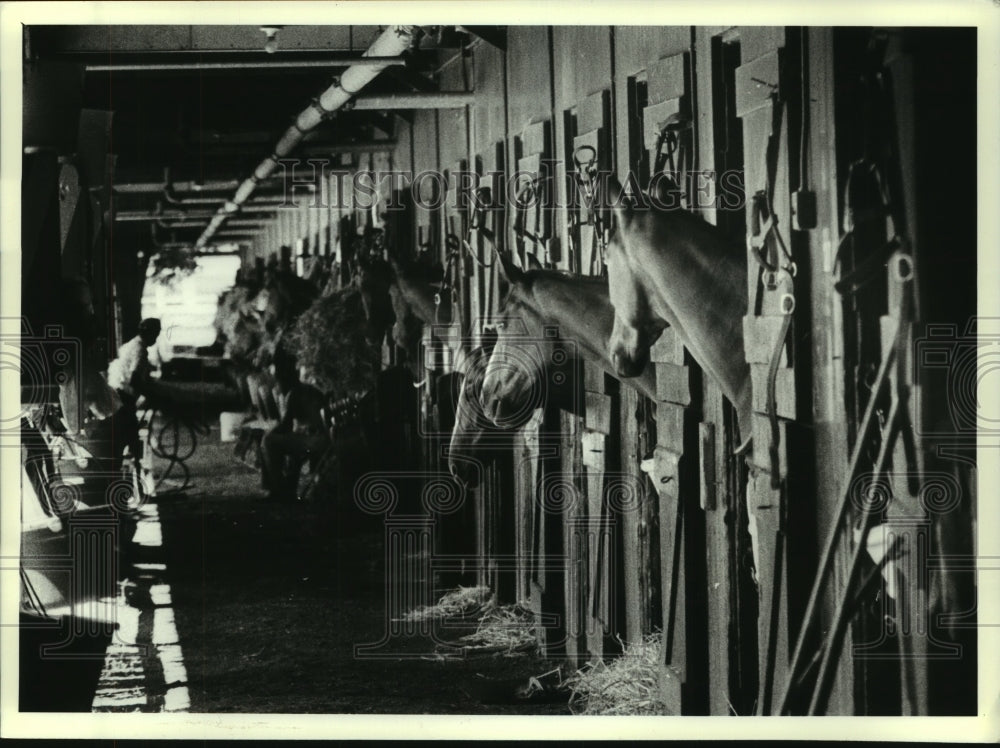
[606,258,668,379]
[447,345,499,488]
[602,174,754,450]
[600,178,669,379]
[380,247,455,373]
[479,252,568,428]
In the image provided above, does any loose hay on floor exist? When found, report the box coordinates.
[399,586,494,624]
[401,590,538,656]
[458,603,538,655]
[564,633,666,715]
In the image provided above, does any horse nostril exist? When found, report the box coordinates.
[614,352,642,378]
[449,461,474,489]
[612,352,629,378]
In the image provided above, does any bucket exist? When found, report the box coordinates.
[219,411,247,443]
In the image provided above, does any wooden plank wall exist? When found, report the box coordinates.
[101,25,966,717]
[387,28,795,704]
[238,25,963,717]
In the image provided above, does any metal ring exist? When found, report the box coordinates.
[573,145,597,171]
[781,294,796,315]
[891,251,914,282]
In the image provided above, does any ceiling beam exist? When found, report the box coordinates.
[457,26,507,51]
[31,25,385,56]
[384,66,438,92]
[351,92,473,110]
[85,56,406,73]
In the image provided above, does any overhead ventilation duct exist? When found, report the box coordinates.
[195,25,419,249]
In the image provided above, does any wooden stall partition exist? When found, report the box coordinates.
[734,26,822,716]
[560,407,587,665]
[552,28,625,662]
[794,26,856,715]
[612,28,693,655]
[611,35,716,713]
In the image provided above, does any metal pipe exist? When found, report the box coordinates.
[225,219,272,227]
[161,166,307,206]
[350,92,474,109]
[240,204,288,213]
[203,140,398,157]
[195,25,418,249]
[116,211,215,222]
[115,180,242,194]
[167,193,290,206]
[86,57,407,73]
[153,221,207,229]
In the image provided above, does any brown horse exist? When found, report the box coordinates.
[446,346,500,487]
[355,250,470,377]
[446,331,587,487]
[602,176,753,450]
[478,251,657,430]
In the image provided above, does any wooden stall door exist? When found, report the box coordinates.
[734,28,803,715]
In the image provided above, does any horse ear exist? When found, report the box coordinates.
[524,252,543,271]
[492,247,522,284]
[605,174,633,231]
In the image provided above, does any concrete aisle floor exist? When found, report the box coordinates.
[143,418,571,714]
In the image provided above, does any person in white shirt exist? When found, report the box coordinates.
[108,318,161,407]
[55,278,140,473]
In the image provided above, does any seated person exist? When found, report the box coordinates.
[55,277,140,478]
[108,317,162,409]
[260,359,329,502]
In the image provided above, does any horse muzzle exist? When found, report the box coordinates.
[448,456,481,489]
[612,349,649,379]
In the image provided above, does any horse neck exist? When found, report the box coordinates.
[617,207,751,421]
[519,273,615,364]
[519,272,658,400]
[627,210,746,299]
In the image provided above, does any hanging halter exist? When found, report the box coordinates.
[571,144,611,273]
[747,89,796,493]
[511,173,549,262]
[463,186,497,270]
[437,233,461,326]
[651,113,692,207]
[746,85,795,718]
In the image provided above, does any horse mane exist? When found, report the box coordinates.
[497,265,658,401]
